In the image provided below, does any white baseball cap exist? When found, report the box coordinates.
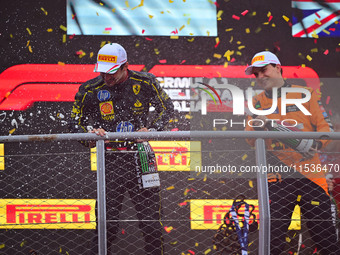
[94,43,127,74]
[245,51,281,75]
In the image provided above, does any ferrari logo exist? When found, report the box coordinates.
[134,100,142,107]
[133,84,141,95]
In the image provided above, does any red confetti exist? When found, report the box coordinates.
[208,139,212,143]
[180,60,186,64]
[164,226,173,233]
[314,39,318,44]
[301,244,305,248]
[214,41,220,48]
[171,128,179,131]
[326,96,330,104]
[142,29,145,34]
[329,28,335,31]
[72,14,76,20]
[232,15,240,20]
[188,250,195,255]
[324,49,329,55]
[171,28,178,34]
[145,37,153,41]
[214,1,220,8]
[159,59,167,63]
[268,15,273,22]
[313,248,318,253]
[105,27,112,31]
[69,34,75,39]
[329,109,333,116]
[288,21,292,27]
[121,229,125,234]
[230,58,236,62]
[241,10,249,16]
[336,47,340,52]
[315,12,321,18]
[179,201,187,206]
[76,51,83,55]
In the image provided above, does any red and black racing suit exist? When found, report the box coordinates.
[245,82,339,254]
[69,69,175,254]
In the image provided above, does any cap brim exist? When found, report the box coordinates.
[244,62,269,75]
[94,63,122,74]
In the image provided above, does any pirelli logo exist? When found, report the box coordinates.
[0,199,96,229]
[190,199,300,230]
[98,54,117,63]
[251,55,264,64]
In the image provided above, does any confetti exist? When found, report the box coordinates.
[148,15,154,19]
[297,195,301,202]
[242,154,248,161]
[245,28,250,34]
[47,28,53,32]
[41,7,48,15]
[159,59,167,63]
[311,201,320,206]
[282,15,289,22]
[188,250,195,255]
[204,248,211,254]
[326,96,330,104]
[322,29,330,35]
[0,244,4,249]
[306,55,312,61]
[166,186,175,190]
[59,25,67,31]
[26,28,32,35]
[241,10,249,16]
[213,53,222,59]
[249,180,253,188]
[164,226,174,233]
[9,128,15,134]
[145,37,153,41]
[28,46,33,53]
[170,36,179,39]
[105,27,112,31]
[314,19,321,25]
[122,228,126,234]
[232,15,240,20]
[179,25,185,31]
[217,10,223,20]
[58,62,65,66]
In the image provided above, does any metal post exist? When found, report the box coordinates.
[255,138,270,255]
[96,140,107,255]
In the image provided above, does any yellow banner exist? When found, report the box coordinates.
[190,199,300,230]
[0,143,4,170]
[90,141,202,172]
[0,199,96,229]
[149,141,201,171]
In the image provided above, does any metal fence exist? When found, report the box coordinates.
[0,131,340,255]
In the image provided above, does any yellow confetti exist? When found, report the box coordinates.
[217,10,223,20]
[238,45,245,50]
[224,62,228,68]
[187,38,194,42]
[314,19,321,25]
[184,188,190,196]
[58,62,65,66]
[100,41,107,47]
[60,25,67,31]
[245,28,250,34]
[187,178,195,181]
[312,31,319,38]
[169,0,174,2]
[195,243,199,247]
[47,28,53,32]
[267,11,271,17]
[242,154,248,160]
[102,31,110,34]
[229,36,233,43]
[59,247,62,252]
[10,34,13,38]
[301,64,305,68]
[20,241,26,247]
[170,241,178,245]
[28,46,33,53]
[187,18,191,25]
[225,28,233,32]
[297,195,301,202]
[249,180,253,188]
[203,191,211,195]
[26,28,32,35]
[166,186,175,190]
[204,248,212,254]
[41,7,48,15]
[311,201,320,206]
[271,23,276,27]
[206,58,211,64]
[310,48,318,53]
[286,237,291,243]
[322,29,330,35]
[213,54,222,59]
[255,27,262,33]
[170,36,179,39]
[9,129,15,134]
[96,12,99,16]
[207,31,210,36]
[185,114,192,119]
[282,15,289,22]
[149,15,154,19]
[0,244,4,249]
[62,34,66,43]
[179,25,185,31]
[112,8,116,12]
[90,52,94,58]
[251,81,255,87]
[203,174,207,182]
[26,40,30,47]
[306,55,312,61]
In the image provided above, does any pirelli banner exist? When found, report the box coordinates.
[0,199,96,229]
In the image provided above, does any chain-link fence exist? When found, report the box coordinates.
[0,131,340,255]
